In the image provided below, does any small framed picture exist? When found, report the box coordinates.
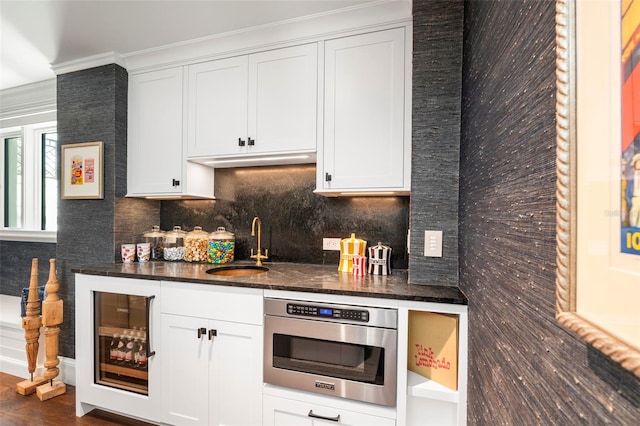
[61,141,104,199]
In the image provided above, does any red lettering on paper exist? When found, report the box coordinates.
[413,343,451,370]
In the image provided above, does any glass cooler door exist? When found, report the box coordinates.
[94,291,155,395]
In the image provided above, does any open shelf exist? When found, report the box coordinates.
[406,370,459,404]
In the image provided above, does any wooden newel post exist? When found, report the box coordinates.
[36,258,67,401]
[16,258,48,395]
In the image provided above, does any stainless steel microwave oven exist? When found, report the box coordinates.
[264,298,398,407]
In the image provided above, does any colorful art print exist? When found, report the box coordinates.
[61,141,103,199]
[621,0,640,256]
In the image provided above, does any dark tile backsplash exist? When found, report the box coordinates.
[160,164,409,269]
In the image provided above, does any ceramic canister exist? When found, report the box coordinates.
[338,233,367,273]
[368,242,392,275]
[352,256,367,277]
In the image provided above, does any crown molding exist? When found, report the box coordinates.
[51,52,125,76]
[122,0,411,73]
[0,79,56,124]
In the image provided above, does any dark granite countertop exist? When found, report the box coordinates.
[72,261,467,305]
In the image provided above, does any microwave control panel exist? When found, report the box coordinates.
[286,303,369,322]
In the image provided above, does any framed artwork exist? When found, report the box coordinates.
[60,141,104,199]
[555,0,640,378]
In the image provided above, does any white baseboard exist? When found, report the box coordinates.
[0,354,76,386]
[0,294,76,386]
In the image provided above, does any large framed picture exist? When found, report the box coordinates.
[60,141,104,199]
[555,0,640,378]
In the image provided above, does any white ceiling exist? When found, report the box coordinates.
[0,0,377,91]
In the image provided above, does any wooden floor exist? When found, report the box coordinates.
[0,372,155,426]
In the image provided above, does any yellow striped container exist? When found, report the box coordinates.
[338,233,367,272]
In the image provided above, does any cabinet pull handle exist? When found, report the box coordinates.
[308,410,340,422]
[145,295,156,358]
[238,138,246,147]
[197,327,207,338]
[325,173,332,182]
[208,329,217,340]
[248,137,255,146]
[172,178,180,187]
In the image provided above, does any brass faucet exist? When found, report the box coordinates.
[250,216,269,266]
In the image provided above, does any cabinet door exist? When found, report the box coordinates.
[321,28,407,191]
[187,56,249,157]
[209,320,263,426]
[128,68,184,195]
[263,395,396,426]
[248,43,318,155]
[161,314,210,426]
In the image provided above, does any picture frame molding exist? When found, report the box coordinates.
[60,141,104,200]
[555,0,640,379]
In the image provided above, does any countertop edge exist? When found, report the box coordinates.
[71,264,468,306]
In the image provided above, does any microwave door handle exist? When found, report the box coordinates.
[308,411,340,422]
[145,295,156,358]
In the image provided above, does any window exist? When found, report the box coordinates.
[42,132,57,231]
[1,122,57,242]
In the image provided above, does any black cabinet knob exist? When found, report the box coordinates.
[325,173,332,182]
[238,138,246,147]
[172,178,180,187]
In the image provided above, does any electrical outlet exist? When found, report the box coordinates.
[323,237,341,251]
[424,230,443,257]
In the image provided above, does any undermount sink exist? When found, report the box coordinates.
[206,265,269,276]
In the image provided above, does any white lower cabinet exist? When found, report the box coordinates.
[75,277,467,425]
[263,394,395,426]
[160,282,263,426]
[161,314,262,426]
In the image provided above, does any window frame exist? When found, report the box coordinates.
[1,121,57,243]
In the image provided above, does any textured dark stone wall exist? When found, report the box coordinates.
[161,165,409,269]
[115,198,161,260]
[409,0,464,286]
[460,0,640,423]
[0,242,56,296]
[55,64,149,358]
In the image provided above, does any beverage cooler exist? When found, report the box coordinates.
[75,275,161,422]
[94,292,155,394]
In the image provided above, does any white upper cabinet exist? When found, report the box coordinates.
[123,1,411,192]
[317,27,410,195]
[127,67,214,198]
[248,44,318,155]
[187,56,248,158]
[187,43,318,162]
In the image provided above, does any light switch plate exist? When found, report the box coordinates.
[323,238,341,251]
[424,230,443,257]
